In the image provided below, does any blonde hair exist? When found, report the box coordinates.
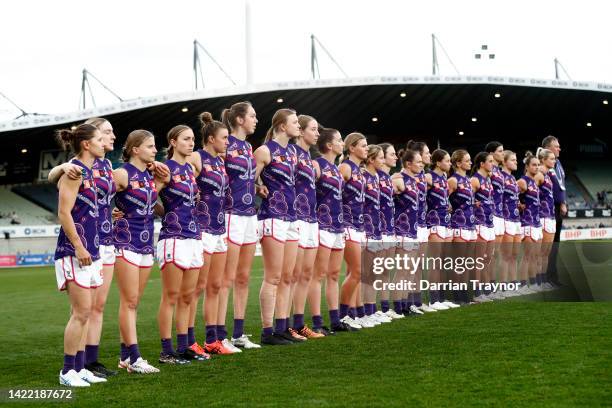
[265,109,296,142]
[366,145,383,165]
[343,132,366,156]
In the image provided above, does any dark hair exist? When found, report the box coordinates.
[430,149,449,170]
[541,135,557,148]
[317,127,339,154]
[221,101,252,131]
[523,150,538,171]
[401,149,419,167]
[471,151,492,175]
[199,112,227,146]
[55,123,98,154]
[122,129,154,162]
[485,141,503,153]
[378,143,393,158]
[406,140,427,155]
[166,125,192,160]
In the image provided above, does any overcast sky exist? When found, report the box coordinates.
[1,0,611,120]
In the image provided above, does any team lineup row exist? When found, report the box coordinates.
[50,101,563,387]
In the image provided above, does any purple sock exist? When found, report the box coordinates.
[285,318,290,331]
[406,299,413,308]
[439,289,446,302]
[312,315,323,329]
[535,274,542,285]
[364,304,373,316]
[62,354,75,375]
[206,325,217,344]
[429,290,440,304]
[128,344,141,364]
[293,314,304,330]
[462,290,470,303]
[474,288,481,297]
[161,338,174,354]
[176,333,188,353]
[120,343,129,361]
[233,319,244,339]
[381,300,390,313]
[187,327,196,346]
[452,290,462,302]
[520,279,527,287]
[217,325,228,340]
[75,350,84,372]
[274,318,286,334]
[373,303,378,313]
[328,310,340,326]
[393,301,403,314]
[529,277,536,285]
[85,344,98,365]
[339,304,350,318]
[413,292,423,307]
[263,327,273,336]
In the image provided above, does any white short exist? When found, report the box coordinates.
[55,256,103,291]
[297,220,319,249]
[429,225,451,240]
[522,226,543,241]
[99,244,116,266]
[225,214,258,246]
[202,231,228,254]
[381,234,396,250]
[318,229,345,250]
[493,216,505,236]
[453,228,477,242]
[476,225,496,242]
[115,248,154,268]
[542,217,556,234]
[417,226,430,243]
[364,238,385,253]
[258,219,299,243]
[156,238,204,270]
[396,235,419,251]
[504,220,522,236]
[344,227,365,244]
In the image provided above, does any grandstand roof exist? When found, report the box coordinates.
[0,75,610,184]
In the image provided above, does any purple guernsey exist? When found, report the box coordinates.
[394,172,419,238]
[93,158,116,246]
[196,149,228,235]
[113,163,157,254]
[55,159,100,261]
[258,140,297,222]
[315,157,344,233]
[341,159,365,231]
[291,144,317,223]
[159,160,200,240]
[224,135,256,216]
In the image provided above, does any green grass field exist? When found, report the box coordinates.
[0,258,610,407]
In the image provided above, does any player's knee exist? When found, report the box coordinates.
[234,273,250,288]
[207,280,221,295]
[180,290,195,305]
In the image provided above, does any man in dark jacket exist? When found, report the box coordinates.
[543,135,566,285]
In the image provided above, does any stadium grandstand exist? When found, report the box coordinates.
[1,76,611,233]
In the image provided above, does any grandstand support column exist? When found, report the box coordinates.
[245,0,254,86]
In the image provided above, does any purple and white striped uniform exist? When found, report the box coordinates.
[159,160,200,240]
[258,140,296,222]
[362,170,381,240]
[196,150,227,235]
[291,144,317,223]
[394,172,419,238]
[502,170,520,223]
[341,159,365,231]
[315,157,343,233]
[426,171,450,228]
[473,172,494,228]
[55,159,100,261]
[490,165,505,218]
[113,163,157,254]
[415,170,428,228]
[92,158,116,246]
[225,135,256,216]
[519,175,541,227]
[539,170,555,219]
[377,170,394,236]
[449,173,475,230]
